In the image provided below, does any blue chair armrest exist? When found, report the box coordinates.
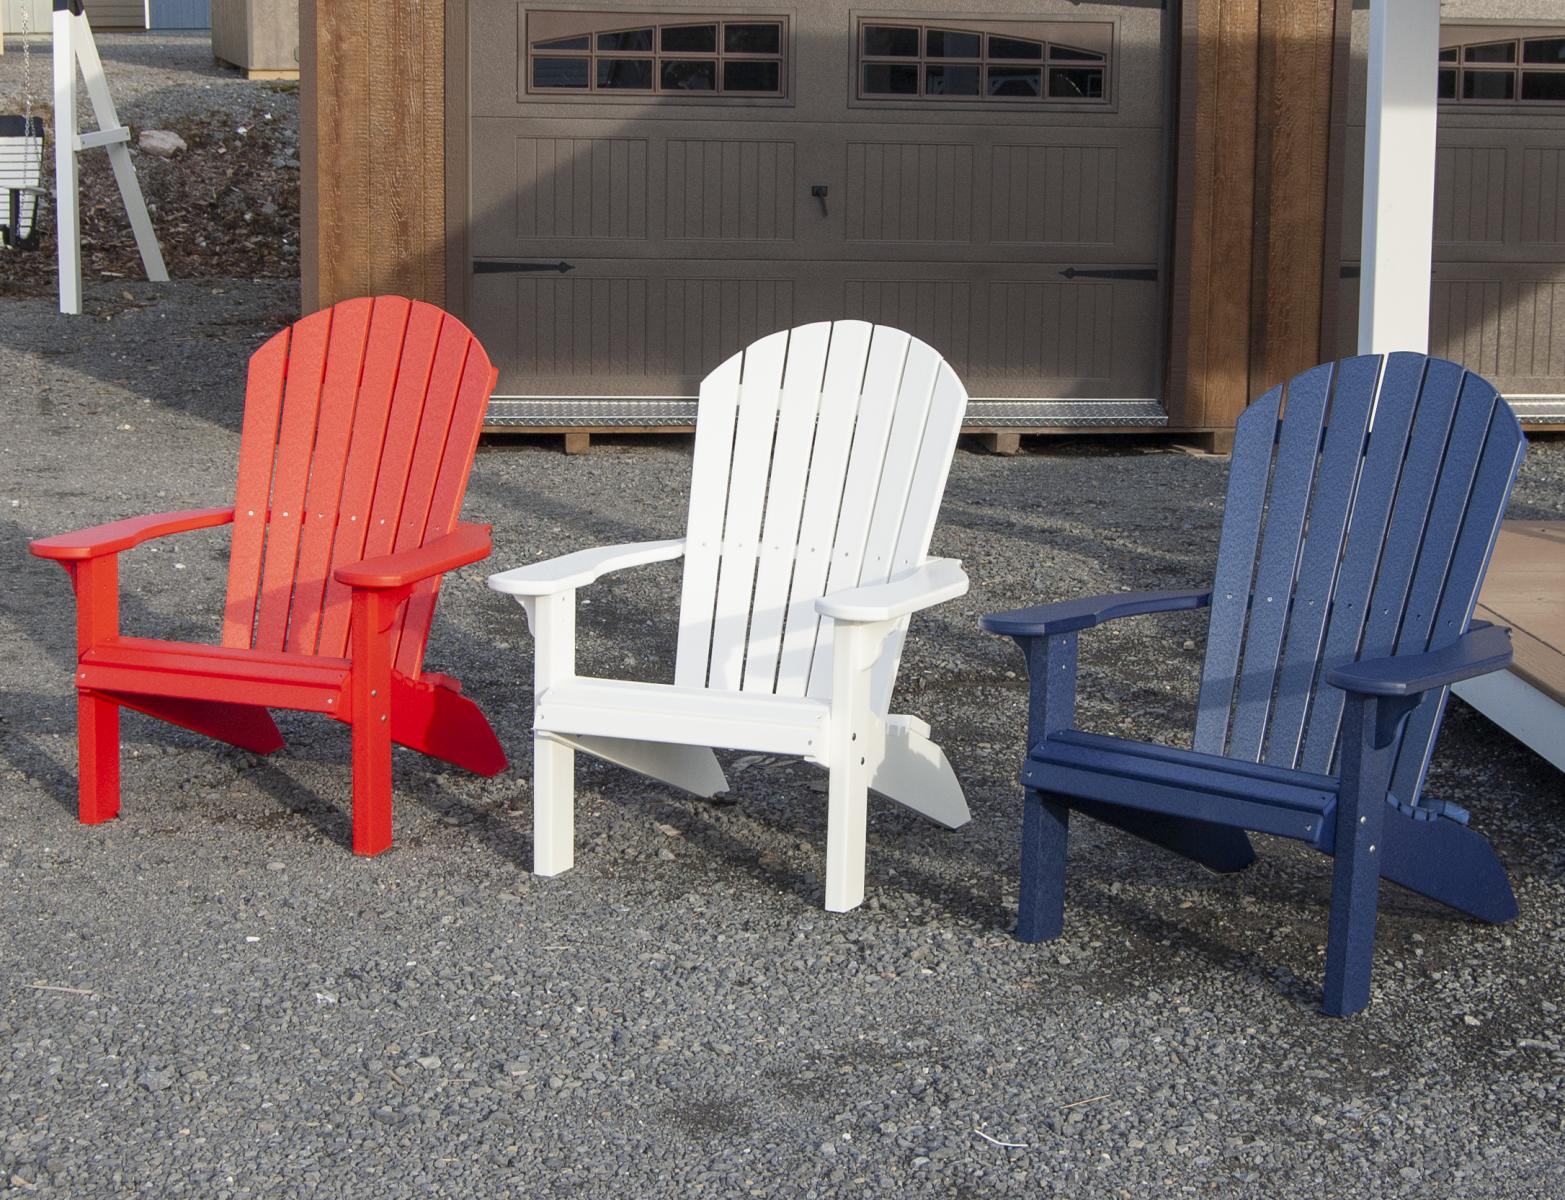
[981,589,1212,638]
[1326,622,1512,699]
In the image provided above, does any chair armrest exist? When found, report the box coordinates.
[815,558,968,623]
[29,507,235,561]
[1327,622,1512,699]
[334,522,493,590]
[486,538,686,597]
[981,588,1211,638]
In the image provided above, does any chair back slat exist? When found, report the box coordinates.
[805,328,912,700]
[741,325,833,694]
[1293,355,1425,771]
[284,298,375,655]
[222,331,290,647]
[1192,385,1283,754]
[675,322,966,705]
[1198,353,1524,789]
[708,329,790,691]
[672,350,744,688]
[868,354,968,713]
[1224,362,1334,761]
[222,298,494,669]
[1389,391,1525,800]
[312,298,426,656]
[1263,356,1382,767]
[391,323,495,677]
[770,323,873,697]
[250,312,335,652]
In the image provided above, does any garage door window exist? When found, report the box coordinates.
[857,22,1109,102]
[1439,34,1565,104]
[529,16,786,96]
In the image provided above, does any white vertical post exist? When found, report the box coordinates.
[1358,0,1441,355]
[54,0,82,315]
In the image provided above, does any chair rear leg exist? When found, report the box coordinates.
[391,677,507,777]
[1018,787,1069,942]
[77,691,121,824]
[534,733,576,876]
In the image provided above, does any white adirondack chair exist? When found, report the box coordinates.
[487,321,973,911]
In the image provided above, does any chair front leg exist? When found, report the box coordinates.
[65,556,123,824]
[521,591,578,876]
[1323,693,1415,1016]
[1013,631,1078,941]
[349,586,407,856]
[824,618,896,913]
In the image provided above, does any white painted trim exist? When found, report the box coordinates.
[1452,671,1565,776]
[1358,0,1441,356]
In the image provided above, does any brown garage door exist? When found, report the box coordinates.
[465,2,1171,427]
[1336,21,1565,420]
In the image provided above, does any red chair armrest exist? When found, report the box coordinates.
[333,523,493,590]
[29,507,236,561]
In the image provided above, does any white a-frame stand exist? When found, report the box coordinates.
[53,0,167,314]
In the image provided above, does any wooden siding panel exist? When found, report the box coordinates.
[1168,0,1261,431]
[303,0,444,311]
[1250,0,1338,397]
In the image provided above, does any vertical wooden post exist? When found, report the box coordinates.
[1358,0,1439,354]
[1166,0,1262,434]
[301,0,447,313]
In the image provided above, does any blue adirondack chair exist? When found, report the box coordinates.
[983,353,1526,1016]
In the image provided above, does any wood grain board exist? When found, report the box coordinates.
[1473,521,1565,706]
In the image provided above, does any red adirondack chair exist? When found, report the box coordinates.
[29,296,508,854]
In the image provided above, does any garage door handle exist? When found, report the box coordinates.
[473,259,576,275]
[811,185,829,216]
[1060,267,1157,282]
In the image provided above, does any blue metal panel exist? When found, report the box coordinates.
[148,0,209,29]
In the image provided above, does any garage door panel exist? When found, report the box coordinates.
[472,2,1171,416]
[844,143,976,243]
[665,139,798,240]
[838,268,1157,399]
[1432,268,1565,391]
[1520,145,1565,244]
[472,264,797,395]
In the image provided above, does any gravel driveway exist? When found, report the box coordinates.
[2,281,1562,1198]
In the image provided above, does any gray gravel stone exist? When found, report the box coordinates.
[1,279,1561,1198]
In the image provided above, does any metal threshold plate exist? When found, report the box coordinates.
[1505,397,1565,425]
[485,396,1169,429]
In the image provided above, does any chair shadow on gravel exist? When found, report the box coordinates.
[0,691,85,817]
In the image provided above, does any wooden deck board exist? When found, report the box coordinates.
[1473,521,1565,705]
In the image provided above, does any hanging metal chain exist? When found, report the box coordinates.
[21,3,37,152]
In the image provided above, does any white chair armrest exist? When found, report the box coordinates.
[815,558,969,623]
[487,538,686,597]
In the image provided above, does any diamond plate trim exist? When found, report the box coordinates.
[485,396,1168,429]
